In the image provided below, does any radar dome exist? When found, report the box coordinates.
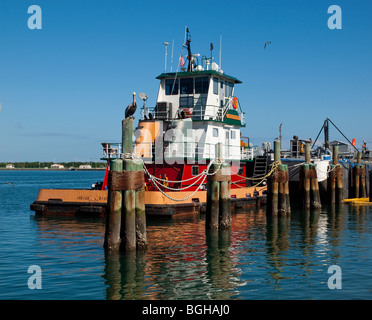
[211,62,219,71]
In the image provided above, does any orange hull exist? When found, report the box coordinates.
[30,186,266,217]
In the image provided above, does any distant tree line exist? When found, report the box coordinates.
[0,162,107,169]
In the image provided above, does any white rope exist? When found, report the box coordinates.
[150,174,207,202]
[143,165,206,191]
[124,154,225,201]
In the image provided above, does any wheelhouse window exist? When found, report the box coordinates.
[225,82,234,97]
[165,79,179,95]
[231,130,236,139]
[192,166,199,176]
[195,77,209,94]
[213,128,219,137]
[213,77,218,95]
[180,78,193,94]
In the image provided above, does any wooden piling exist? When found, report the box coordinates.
[206,161,232,231]
[206,163,221,231]
[266,169,278,216]
[335,165,344,205]
[352,151,366,198]
[299,143,321,209]
[104,113,146,252]
[104,159,123,251]
[354,165,360,198]
[121,159,136,251]
[360,165,367,198]
[369,170,372,202]
[328,166,336,205]
[327,145,343,205]
[310,164,322,209]
[274,140,281,164]
[219,163,231,230]
[278,164,290,215]
[267,141,290,216]
[135,161,147,250]
[122,117,135,155]
[305,142,311,164]
[301,163,311,209]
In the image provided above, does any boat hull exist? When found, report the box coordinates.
[30,186,266,218]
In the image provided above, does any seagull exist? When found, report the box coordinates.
[264,41,271,49]
[125,92,137,118]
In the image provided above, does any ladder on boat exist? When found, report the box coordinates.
[253,156,269,179]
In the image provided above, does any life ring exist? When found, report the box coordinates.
[182,108,191,118]
[232,97,238,109]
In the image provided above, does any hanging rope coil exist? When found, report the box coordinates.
[125,154,225,202]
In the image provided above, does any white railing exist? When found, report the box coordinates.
[101,142,122,159]
[133,141,258,161]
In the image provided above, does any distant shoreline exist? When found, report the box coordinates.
[0,168,105,171]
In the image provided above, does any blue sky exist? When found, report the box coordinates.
[0,0,371,162]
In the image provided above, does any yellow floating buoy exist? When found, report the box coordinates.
[344,198,372,205]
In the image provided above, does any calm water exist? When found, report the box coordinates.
[0,170,372,300]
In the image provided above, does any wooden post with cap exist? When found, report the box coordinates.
[206,143,231,231]
[104,158,123,251]
[104,98,146,251]
[267,140,290,216]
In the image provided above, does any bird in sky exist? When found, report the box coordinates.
[125,92,137,118]
[264,41,271,49]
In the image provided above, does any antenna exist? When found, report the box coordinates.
[139,92,149,120]
[171,39,174,72]
[219,35,222,70]
[163,42,169,72]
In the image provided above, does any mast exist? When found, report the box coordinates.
[324,118,329,150]
[185,28,193,72]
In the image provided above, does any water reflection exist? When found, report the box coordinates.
[299,209,321,247]
[30,203,372,300]
[104,250,147,300]
[205,230,236,299]
[265,216,291,284]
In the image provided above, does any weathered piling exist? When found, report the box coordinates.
[300,163,311,209]
[219,163,232,230]
[121,159,138,251]
[266,169,279,216]
[206,163,220,230]
[310,163,322,209]
[122,117,135,155]
[278,164,290,215]
[327,145,344,205]
[206,145,232,231]
[369,170,372,202]
[124,111,147,250]
[104,112,147,252]
[299,143,321,209]
[266,141,290,216]
[104,159,123,251]
[353,151,366,198]
[353,164,366,198]
[135,162,147,250]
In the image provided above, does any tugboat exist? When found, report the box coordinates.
[30,29,268,217]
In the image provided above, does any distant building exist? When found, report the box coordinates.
[329,140,354,158]
[51,164,64,169]
[6,164,15,169]
[79,164,92,169]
